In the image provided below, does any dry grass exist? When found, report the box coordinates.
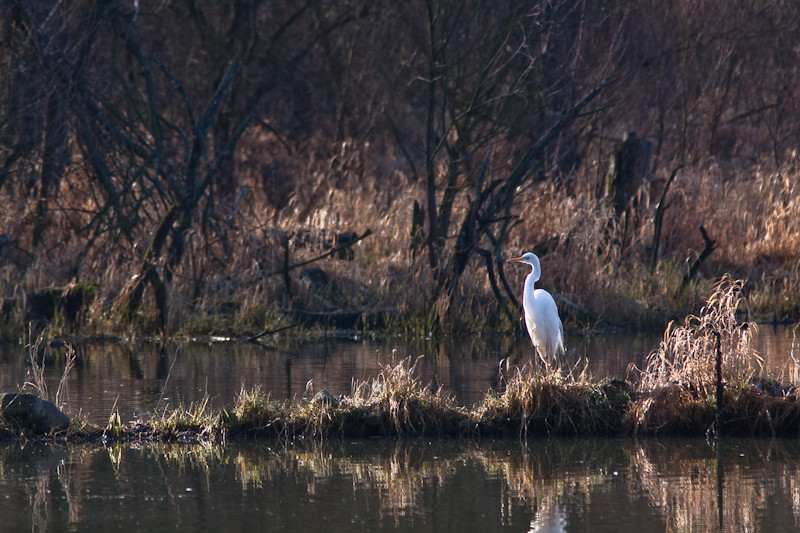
[230,385,283,432]
[22,328,78,410]
[290,355,465,438]
[637,275,760,393]
[473,362,631,437]
[137,395,223,443]
[2,160,800,336]
[676,165,800,273]
[353,355,463,436]
[625,275,800,436]
[625,386,716,436]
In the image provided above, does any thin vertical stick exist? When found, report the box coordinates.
[714,330,723,438]
[282,233,292,298]
[716,439,724,531]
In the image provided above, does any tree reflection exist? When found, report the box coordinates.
[2,439,800,531]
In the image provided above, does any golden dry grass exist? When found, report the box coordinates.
[473,362,631,437]
[637,275,761,393]
[624,275,800,436]
[2,158,800,336]
[291,355,465,438]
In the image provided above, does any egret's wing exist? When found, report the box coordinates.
[524,313,536,342]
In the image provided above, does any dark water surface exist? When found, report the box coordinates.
[0,327,798,531]
[1,437,799,532]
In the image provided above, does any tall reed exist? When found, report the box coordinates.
[637,275,761,394]
[627,275,783,436]
[23,328,78,410]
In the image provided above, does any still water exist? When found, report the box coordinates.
[1,437,800,532]
[0,326,798,532]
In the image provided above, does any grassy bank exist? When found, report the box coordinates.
[3,277,798,443]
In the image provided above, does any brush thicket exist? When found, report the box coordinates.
[4,160,800,335]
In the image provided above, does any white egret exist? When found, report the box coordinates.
[507,252,565,366]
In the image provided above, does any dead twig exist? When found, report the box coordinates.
[682,226,716,289]
[247,322,301,343]
[269,229,372,276]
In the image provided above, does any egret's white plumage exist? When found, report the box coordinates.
[508,252,565,366]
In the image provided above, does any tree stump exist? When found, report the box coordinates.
[603,131,653,247]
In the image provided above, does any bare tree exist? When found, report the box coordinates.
[0,0,73,247]
[386,0,607,317]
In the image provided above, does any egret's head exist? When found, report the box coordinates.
[507,252,539,266]
[507,252,541,280]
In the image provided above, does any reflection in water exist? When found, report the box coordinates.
[0,330,662,426]
[1,438,799,532]
[0,327,796,427]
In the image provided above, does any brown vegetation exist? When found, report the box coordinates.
[3,278,798,442]
[1,1,800,337]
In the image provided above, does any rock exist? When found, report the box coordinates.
[1,393,70,433]
[311,390,340,408]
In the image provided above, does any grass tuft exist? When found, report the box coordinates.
[626,275,793,436]
[290,355,464,438]
[358,355,462,436]
[637,275,761,394]
[227,385,285,438]
[474,362,631,437]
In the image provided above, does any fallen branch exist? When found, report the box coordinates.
[682,226,716,289]
[269,229,372,277]
[247,322,302,343]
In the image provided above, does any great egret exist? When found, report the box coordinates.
[507,252,565,366]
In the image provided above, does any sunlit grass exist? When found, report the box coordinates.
[624,275,800,436]
[288,355,465,438]
[638,275,761,393]
[473,361,631,437]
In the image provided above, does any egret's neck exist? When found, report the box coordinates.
[527,264,541,285]
[525,270,539,292]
